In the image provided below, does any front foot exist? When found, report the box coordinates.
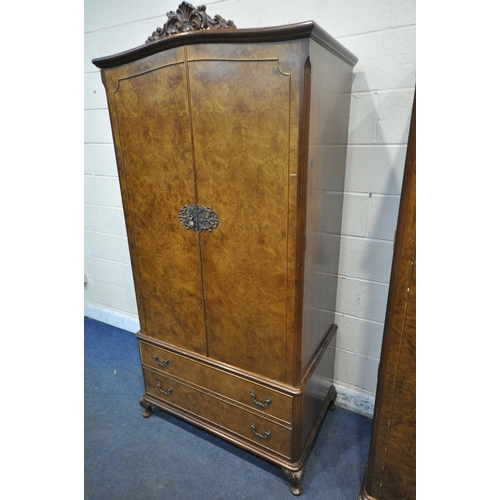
[140,397,153,418]
[283,468,305,496]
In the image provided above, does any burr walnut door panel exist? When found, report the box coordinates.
[112,62,207,355]
[187,59,292,381]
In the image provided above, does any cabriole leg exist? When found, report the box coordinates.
[283,467,305,496]
[140,397,152,418]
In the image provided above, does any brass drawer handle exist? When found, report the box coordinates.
[250,423,272,439]
[250,391,272,408]
[153,354,170,367]
[178,204,219,233]
[157,382,173,396]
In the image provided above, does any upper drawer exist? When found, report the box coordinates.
[139,340,292,424]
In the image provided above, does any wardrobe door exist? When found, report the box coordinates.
[187,58,292,380]
[112,62,207,355]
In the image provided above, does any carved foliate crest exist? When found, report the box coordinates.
[146,2,236,43]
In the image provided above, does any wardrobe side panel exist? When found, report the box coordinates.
[301,41,354,375]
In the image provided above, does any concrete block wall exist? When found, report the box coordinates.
[84,0,416,417]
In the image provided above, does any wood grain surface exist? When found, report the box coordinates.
[361,93,416,500]
[139,340,293,423]
[188,57,292,381]
[143,367,292,458]
[112,62,207,354]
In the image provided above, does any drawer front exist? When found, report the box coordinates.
[139,341,292,423]
[143,368,291,459]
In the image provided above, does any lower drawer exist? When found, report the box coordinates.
[143,367,292,459]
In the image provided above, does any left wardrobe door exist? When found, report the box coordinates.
[111,61,207,355]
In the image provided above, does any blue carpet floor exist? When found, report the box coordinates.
[84,317,372,499]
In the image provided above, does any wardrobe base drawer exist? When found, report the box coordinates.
[143,367,292,459]
[139,340,292,423]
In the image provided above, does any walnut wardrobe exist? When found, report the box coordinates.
[93,2,357,495]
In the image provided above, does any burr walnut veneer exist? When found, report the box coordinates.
[358,94,416,500]
[93,3,357,495]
